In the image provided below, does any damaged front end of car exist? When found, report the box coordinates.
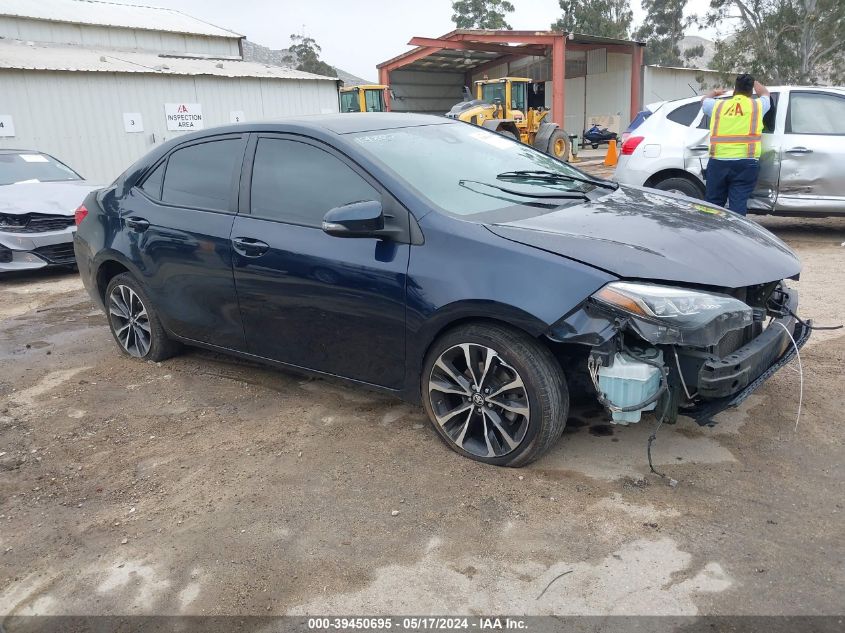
[548,280,811,426]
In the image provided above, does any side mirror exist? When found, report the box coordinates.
[322,200,384,238]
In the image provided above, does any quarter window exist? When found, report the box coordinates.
[667,102,701,127]
[161,139,242,211]
[787,91,845,135]
[139,161,165,198]
[250,138,379,227]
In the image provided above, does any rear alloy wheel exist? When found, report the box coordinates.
[422,323,568,467]
[105,273,180,362]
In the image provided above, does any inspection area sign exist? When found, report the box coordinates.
[164,103,203,131]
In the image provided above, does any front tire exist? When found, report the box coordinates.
[105,273,180,362]
[421,323,568,467]
[547,129,571,161]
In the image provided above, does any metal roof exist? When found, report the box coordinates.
[378,29,645,72]
[0,39,338,81]
[0,0,243,39]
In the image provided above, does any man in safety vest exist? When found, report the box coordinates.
[701,74,771,215]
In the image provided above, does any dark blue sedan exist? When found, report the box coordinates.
[73,114,809,466]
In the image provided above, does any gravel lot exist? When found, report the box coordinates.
[0,214,843,617]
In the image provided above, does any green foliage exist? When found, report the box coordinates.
[285,34,336,78]
[705,0,845,84]
[633,0,692,66]
[451,0,515,29]
[550,0,633,39]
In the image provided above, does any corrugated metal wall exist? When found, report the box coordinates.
[584,52,631,133]
[388,70,465,114]
[0,70,339,182]
[643,66,718,105]
[0,16,240,56]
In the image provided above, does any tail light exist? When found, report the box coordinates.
[621,136,645,155]
[74,205,88,226]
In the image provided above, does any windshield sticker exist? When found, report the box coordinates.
[20,154,49,163]
[469,129,512,149]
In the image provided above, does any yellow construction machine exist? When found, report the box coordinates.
[339,84,390,113]
[446,77,571,160]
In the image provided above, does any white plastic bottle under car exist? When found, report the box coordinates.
[597,349,663,424]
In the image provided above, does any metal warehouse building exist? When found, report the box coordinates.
[0,0,340,182]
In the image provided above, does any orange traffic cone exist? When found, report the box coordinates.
[603,139,618,167]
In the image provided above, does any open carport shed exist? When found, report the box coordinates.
[378,30,645,136]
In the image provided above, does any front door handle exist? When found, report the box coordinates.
[124,217,150,231]
[786,146,813,155]
[689,144,710,152]
[232,237,270,258]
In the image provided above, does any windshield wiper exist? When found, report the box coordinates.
[459,179,590,200]
[497,169,618,190]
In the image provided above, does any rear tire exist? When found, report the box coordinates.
[652,177,704,199]
[421,323,568,467]
[105,273,180,362]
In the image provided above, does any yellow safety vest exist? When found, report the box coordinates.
[709,94,763,159]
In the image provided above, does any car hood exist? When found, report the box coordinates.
[486,185,801,288]
[0,181,102,216]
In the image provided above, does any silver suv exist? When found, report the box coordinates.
[614,86,845,216]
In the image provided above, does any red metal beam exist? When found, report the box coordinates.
[408,37,547,57]
[630,44,643,123]
[450,32,557,45]
[379,67,391,110]
[378,46,442,72]
[552,34,565,127]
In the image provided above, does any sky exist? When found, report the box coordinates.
[110,0,718,81]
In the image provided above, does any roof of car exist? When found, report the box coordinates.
[0,149,44,154]
[268,112,454,134]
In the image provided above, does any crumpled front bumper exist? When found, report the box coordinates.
[0,228,76,271]
[685,288,810,422]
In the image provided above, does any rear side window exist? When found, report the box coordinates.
[787,91,845,135]
[250,138,379,227]
[666,102,701,127]
[139,162,164,198]
[162,139,242,211]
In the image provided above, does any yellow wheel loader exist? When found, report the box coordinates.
[445,77,571,160]
[339,84,389,113]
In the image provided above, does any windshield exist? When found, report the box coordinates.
[350,122,598,217]
[0,152,82,185]
[364,89,385,112]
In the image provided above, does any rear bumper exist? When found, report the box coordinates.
[685,289,810,421]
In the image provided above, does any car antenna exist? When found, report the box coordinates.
[688,82,699,96]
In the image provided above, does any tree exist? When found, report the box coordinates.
[451,0,515,29]
[633,0,692,66]
[705,0,844,84]
[284,34,336,77]
[551,0,633,40]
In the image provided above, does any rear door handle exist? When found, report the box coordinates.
[124,217,150,231]
[786,147,813,155]
[232,237,270,258]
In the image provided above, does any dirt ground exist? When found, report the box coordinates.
[0,215,843,617]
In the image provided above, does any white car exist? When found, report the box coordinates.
[614,86,845,215]
[0,150,102,272]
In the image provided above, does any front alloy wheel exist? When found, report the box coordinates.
[422,323,568,467]
[429,343,530,458]
[108,284,151,357]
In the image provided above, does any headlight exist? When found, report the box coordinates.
[591,281,753,346]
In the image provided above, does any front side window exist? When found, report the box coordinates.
[161,139,242,212]
[340,91,360,113]
[481,83,506,105]
[250,138,379,227]
[787,91,845,135]
[351,122,597,217]
[0,153,81,186]
[364,89,384,112]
